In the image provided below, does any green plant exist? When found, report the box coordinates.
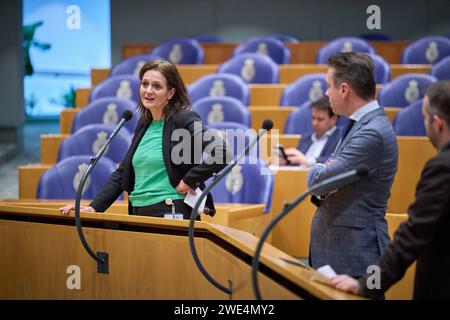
[23,21,51,76]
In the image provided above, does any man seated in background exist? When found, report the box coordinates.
[277,96,342,167]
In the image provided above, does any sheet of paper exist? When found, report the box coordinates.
[317,264,337,278]
[311,264,337,285]
[184,187,206,213]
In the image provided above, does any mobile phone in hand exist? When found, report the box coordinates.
[274,144,290,164]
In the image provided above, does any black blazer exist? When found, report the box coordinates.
[90,110,231,216]
[358,141,450,299]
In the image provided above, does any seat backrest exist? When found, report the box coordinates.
[207,156,274,213]
[110,54,162,77]
[37,155,122,200]
[192,96,251,127]
[217,53,279,84]
[233,36,291,64]
[89,75,140,104]
[188,73,250,105]
[393,99,426,136]
[367,53,391,84]
[149,38,204,64]
[72,97,138,133]
[316,37,375,64]
[280,73,327,106]
[378,73,437,107]
[359,33,392,41]
[401,36,450,64]
[430,55,450,80]
[207,122,258,158]
[284,101,348,135]
[58,123,132,163]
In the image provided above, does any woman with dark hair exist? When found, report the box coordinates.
[60,60,231,219]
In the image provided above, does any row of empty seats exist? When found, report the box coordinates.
[143,36,450,66]
[36,35,450,208]
[89,69,438,108]
[110,51,450,86]
[36,153,274,213]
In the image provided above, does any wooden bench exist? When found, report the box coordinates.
[90,64,431,87]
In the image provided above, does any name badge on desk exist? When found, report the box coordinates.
[163,198,183,219]
[163,213,183,220]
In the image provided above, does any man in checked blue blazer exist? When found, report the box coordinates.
[278,96,342,167]
[307,52,398,278]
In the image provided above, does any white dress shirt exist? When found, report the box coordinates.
[304,125,337,166]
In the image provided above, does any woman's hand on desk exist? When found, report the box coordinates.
[59,204,95,215]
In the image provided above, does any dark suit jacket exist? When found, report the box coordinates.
[358,141,450,299]
[297,127,342,164]
[308,107,398,276]
[90,110,231,216]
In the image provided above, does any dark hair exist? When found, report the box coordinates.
[328,52,376,100]
[138,60,191,121]
[311,95,335,118]
[426,80,450,127]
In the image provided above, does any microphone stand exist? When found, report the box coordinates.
[251,166,368,299]
[74,113,132,274]
[188,123,272,296]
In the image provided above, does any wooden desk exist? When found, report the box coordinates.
[250,106,295,132]
[279,64,327,83]
[60,108,78,134]
[3,199,266,239]
[40,134,68,164]
[91,68,110,86]
[390,64,431,79]
[270,168,314,258]
[0,203,361,299]
[249,84,286,106]
[384,213,416,300]
[122,43,155,59]
[384,107,402,123]
[268,168,415,299]
[387,137,436,213]
[18,164,52,199]
[92,63,428,90]
[259,134,301,165]
[371,40,412,64]
[75,88,91,108]
[286,42,326,64]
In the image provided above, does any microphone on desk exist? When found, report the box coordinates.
[74,110,133,274]
[251,163,369,300]
[188,119,273,296]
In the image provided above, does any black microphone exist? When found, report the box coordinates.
[251,164,369,300]
[92,110,133,163]
[213,119,273,183]
[187,119,273,296]
[74,110,133,274]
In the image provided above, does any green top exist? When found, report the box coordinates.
[129,120,184,207]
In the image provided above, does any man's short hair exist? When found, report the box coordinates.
[311,96,335,118]
[328,52,376,100]
[426,80,450,127]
